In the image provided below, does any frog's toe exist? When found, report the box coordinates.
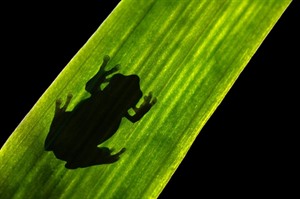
[105,64,120,78]
[61,94,72,111]
[107,148,125,157]
[55,99,64,113]
[103,55,110,62]
[112,64,120,72]
[56,99,62,107]
[151,97,157,105]
[115,148,126,156]
[67,93,73,100]
[143,96,151,104]
[143,92,157,106]
[100,55,110,71]
[105,148,126,163]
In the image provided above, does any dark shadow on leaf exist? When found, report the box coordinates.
[44,55,156,169]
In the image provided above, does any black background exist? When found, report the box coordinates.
[2,0,298,197]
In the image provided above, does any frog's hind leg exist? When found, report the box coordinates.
[64,147,126,169]
[94,147,126,164]
[87,147,126,167]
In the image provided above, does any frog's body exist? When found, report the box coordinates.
[45,55,156,169]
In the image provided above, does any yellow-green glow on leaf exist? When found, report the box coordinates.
[0,0,291,198]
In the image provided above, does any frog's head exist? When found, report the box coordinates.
[107,74,143,110]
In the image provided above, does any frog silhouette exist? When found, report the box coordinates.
[44,55,156,169]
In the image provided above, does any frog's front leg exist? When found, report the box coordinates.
[45,94,73,151]
[85,55,119,95]
[55,94,73,115]
[125,92,157,123]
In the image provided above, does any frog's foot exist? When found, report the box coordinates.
[111,148,126,156]
[133,92,157,114]
[104,64,120,81]
[55,94,73,114]
[142,92,157,107]
[107,148,126,163]
[125,92,156,123]
[99,55,110,71]
[97,147,126,163]
[64,147,126,169]
[100,55,120,76]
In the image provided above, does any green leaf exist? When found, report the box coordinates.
[0,0,291,198]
